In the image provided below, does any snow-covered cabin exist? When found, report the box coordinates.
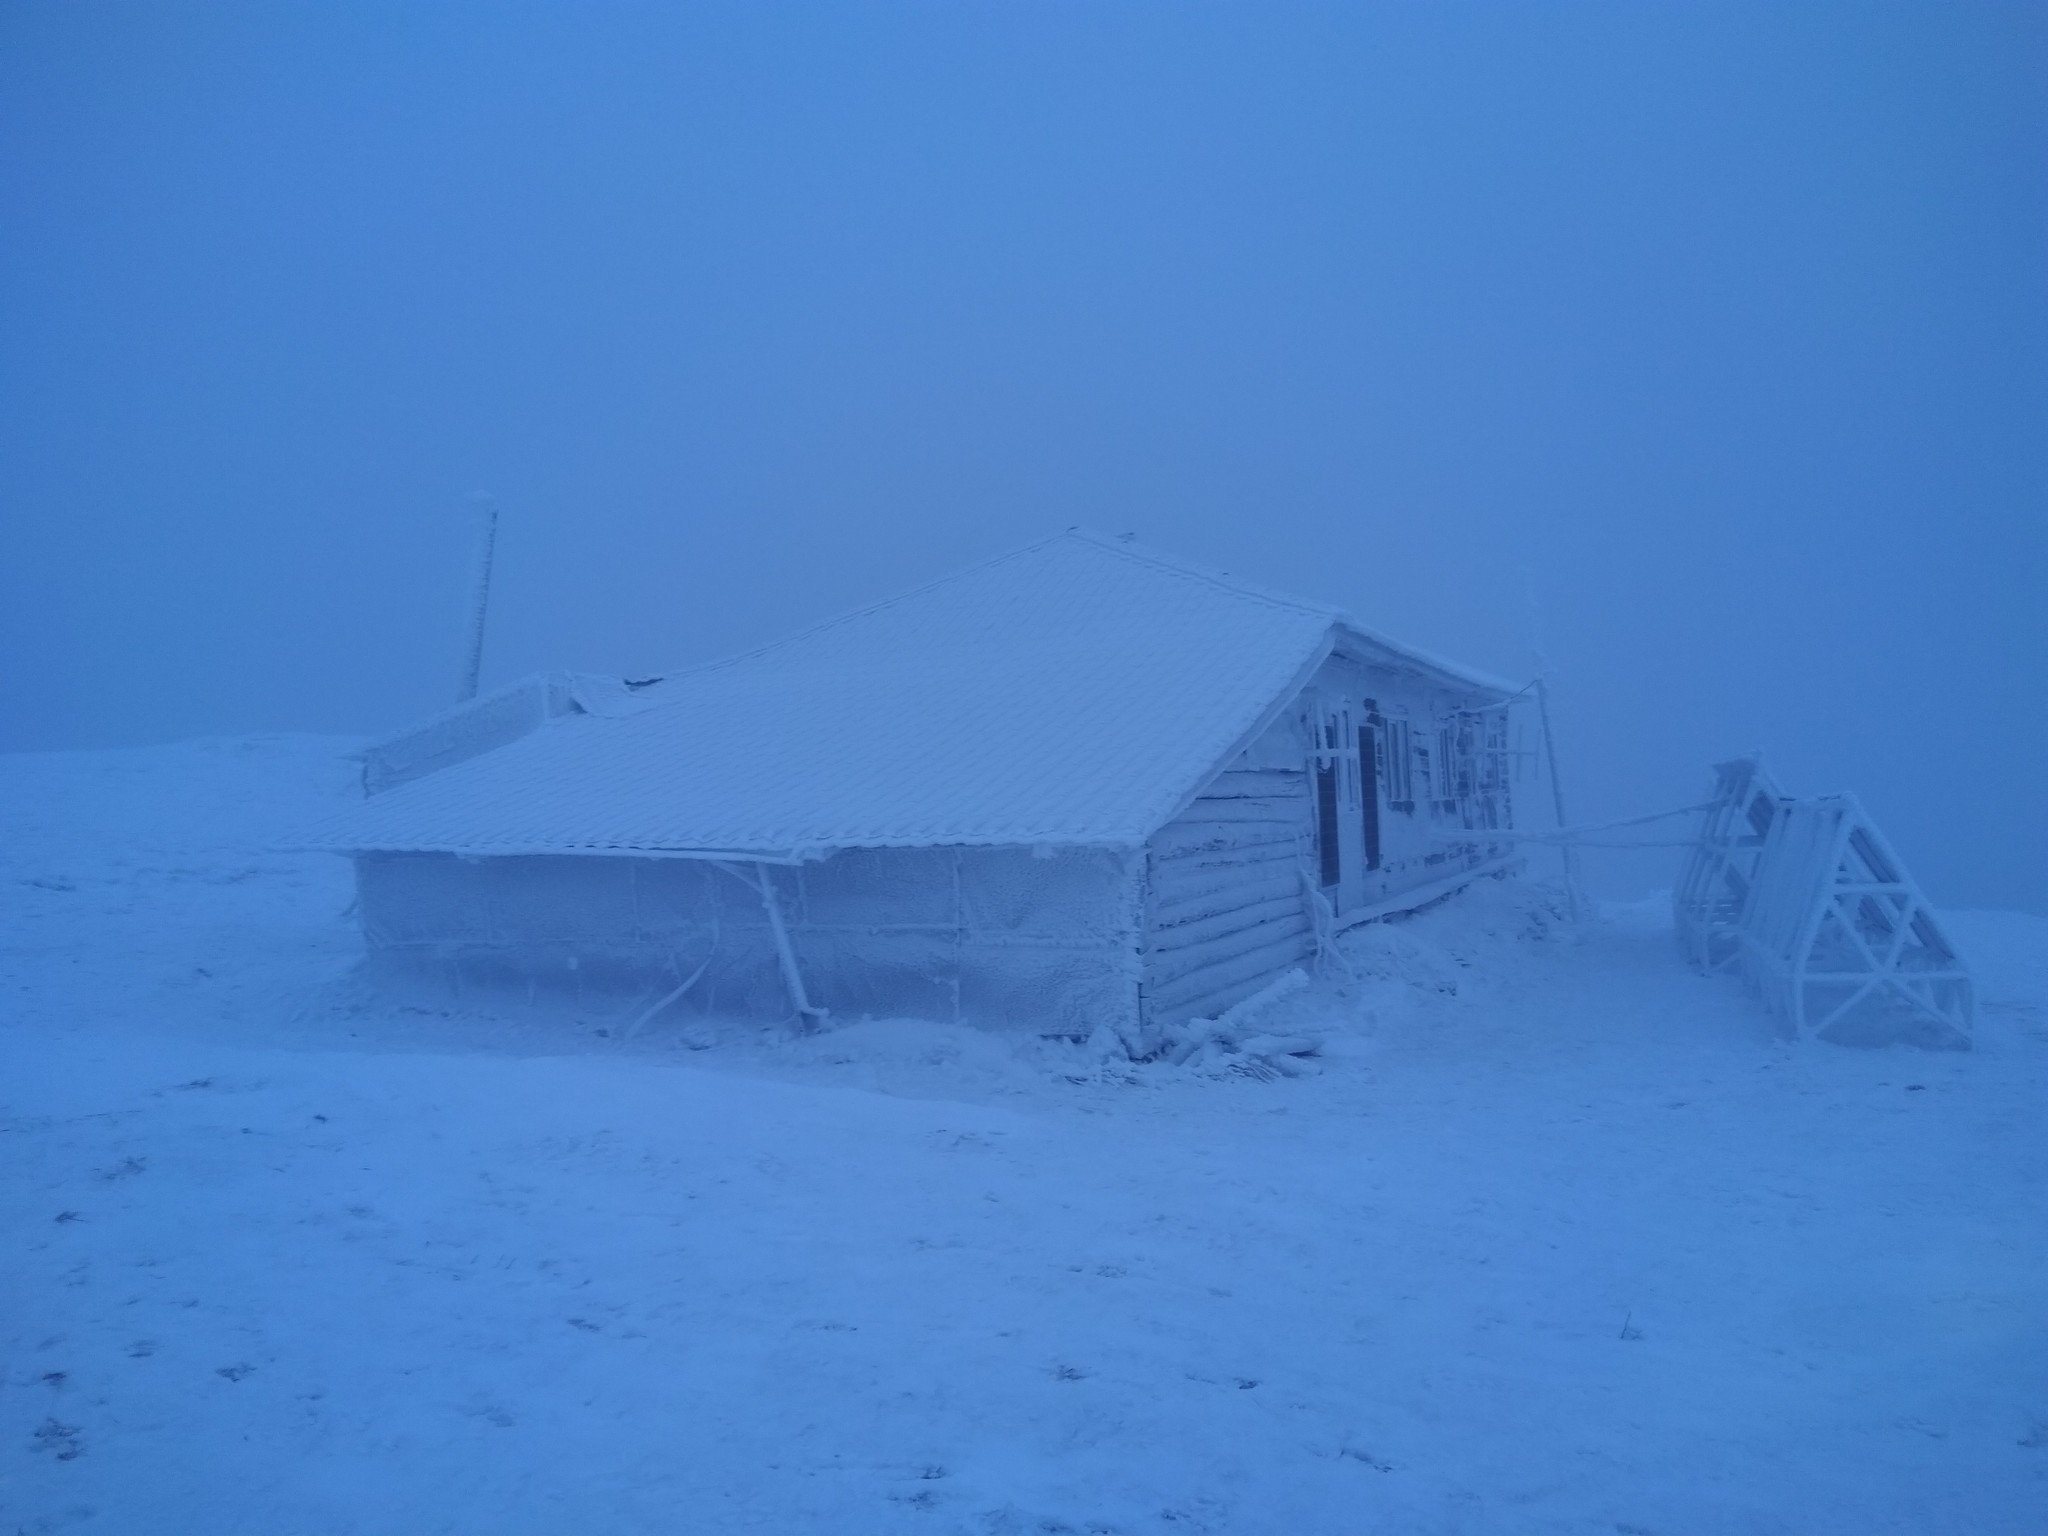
[304,533,1521,1052]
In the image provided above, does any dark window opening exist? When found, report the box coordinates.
[1314,760,1342,888]
[1358,723,1382,871]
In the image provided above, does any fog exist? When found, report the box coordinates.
[3,2,2041,911]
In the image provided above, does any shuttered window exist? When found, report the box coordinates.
[1314,760,1342,888]
[1358,723,1382,871]
[1384,718,1415,808]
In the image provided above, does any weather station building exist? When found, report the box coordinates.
[302,533,1523,1052]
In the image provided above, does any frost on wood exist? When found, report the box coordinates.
[1674,755,1788,973]
[1676,757,1974,1048]
[1738,796,1974,1048]
[1160,967,1322,1076]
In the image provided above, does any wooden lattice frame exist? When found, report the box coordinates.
[1673,756,1787,973]
[1735,794,1973,1047]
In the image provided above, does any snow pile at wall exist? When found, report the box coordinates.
[1342,876,1574,1008]
[1140,876,1575,1079]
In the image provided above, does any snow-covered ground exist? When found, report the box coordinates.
[4,738,2044,1535]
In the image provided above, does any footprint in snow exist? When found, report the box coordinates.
[32,1419,83,1460]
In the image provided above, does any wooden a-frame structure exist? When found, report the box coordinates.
[1676,759,1972,1047]
[1673,755,1787,973]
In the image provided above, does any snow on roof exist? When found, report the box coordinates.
[357,670,675,795]
[298,532,1514,859]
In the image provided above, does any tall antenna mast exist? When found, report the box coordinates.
[456,491,499,702]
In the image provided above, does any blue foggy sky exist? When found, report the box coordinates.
[2,3,2042,910]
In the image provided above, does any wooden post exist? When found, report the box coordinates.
[715,860,827,1029]
[1533,674,1584,920]
[1520,570,1585,920]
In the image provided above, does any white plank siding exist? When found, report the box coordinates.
[1139,764,1316,1029]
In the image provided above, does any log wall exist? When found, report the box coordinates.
[1137,764,1317,1030]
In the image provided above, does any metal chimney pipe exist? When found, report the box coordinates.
[456,492,499,703]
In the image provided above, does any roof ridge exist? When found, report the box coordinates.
[627,527,1513,702]
[1067,530,1519,696]
[644,529,1338,692]
[646,533,1077,689]
[1059,530,1342,622]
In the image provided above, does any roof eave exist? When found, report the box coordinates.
[1328,621,1522,699]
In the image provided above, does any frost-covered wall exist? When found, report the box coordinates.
[1135,648,1516,1033]
[1307,651,1516,907]
[1138,763,1316,1028]
[355,845,1139,1037]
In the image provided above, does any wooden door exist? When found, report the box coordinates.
[1309,704,1365,913]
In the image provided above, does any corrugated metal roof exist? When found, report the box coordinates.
[298,532,1512,858]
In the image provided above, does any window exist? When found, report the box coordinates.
[1437,726,1460,809]
[1314,759,1342,887]
[1475,709,1512,829]
[1308,707,1355,890]
[1383,718,1415,809]
[1424,709,1514,827]
[1358,721,1382,871]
